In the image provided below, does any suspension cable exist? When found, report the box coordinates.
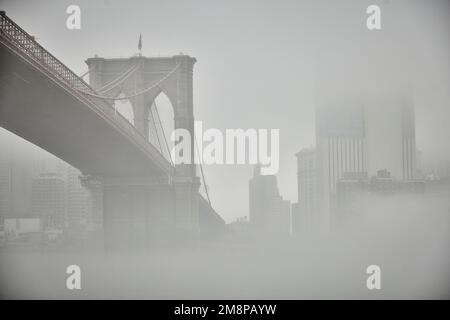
[149,105,163,154]
[77,62,209,205]
[194,133,211,206]
[76,63,179,101]
[79,70,89,79]
[147,111,157,149]
[97,64,138,93]
[99,65,139,94]
[153,100,174,166]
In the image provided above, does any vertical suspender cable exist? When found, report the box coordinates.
[153,100,174,166]
[149,104,163,154]
[194,133,211,206]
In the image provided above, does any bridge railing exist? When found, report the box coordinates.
[0,11,172,173]
[0,11,95,93]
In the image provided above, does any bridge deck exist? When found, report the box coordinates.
[0,11,173,178]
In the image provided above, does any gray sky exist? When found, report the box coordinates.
[1,0,449,222]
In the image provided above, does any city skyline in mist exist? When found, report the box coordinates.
[0,0,449,222]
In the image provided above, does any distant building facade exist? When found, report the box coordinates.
[0,129,104,245]
[292,148,318,235]
[32,173,66,229]
[0,156,11,225]
[249,165,291,235]
[315,95,417,230]
[67,166,88,228]
[67,166,104,242]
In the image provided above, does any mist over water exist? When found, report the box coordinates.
[1,192,449,299]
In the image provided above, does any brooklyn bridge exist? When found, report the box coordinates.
[0,11,225,250]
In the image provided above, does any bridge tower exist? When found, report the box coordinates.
[86,55,200,249]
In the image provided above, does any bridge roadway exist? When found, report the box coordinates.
[0,27,172,178]
[0,11,226,248]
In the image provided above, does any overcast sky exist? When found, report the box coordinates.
[1,0,449,222]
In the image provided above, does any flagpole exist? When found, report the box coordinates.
[138,33,142,56]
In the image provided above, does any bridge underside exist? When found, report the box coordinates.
[0,43,171,179]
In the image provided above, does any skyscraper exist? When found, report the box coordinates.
[249,165,291,235]
[67,166,104,242]
[292,148,318,235]
[67,166,89,229]
[31,173,66,229]
[315,94,416,230]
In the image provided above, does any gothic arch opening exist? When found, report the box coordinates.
[114,93,134,126]
[148,91,175,161]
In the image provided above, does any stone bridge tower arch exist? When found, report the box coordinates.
[86,55,200,248]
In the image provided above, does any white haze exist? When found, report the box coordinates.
[0,0,449,299]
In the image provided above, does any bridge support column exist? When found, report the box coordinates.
[103,177,175,251]
[130,87,150,140]
[173,176,201,248]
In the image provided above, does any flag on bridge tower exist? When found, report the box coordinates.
[138,33,142,53]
